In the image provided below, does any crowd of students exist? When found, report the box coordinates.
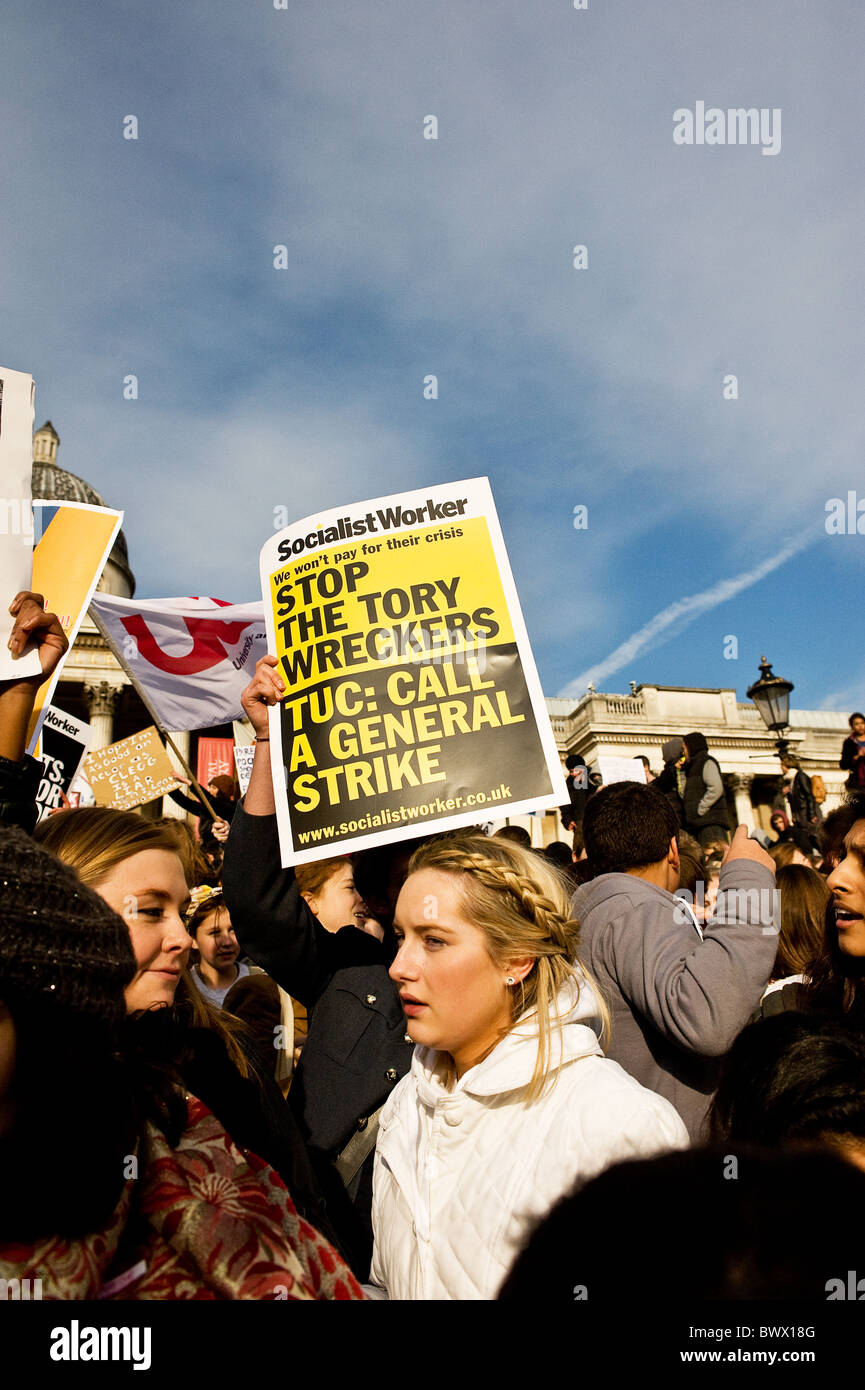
[2,593,864,1300]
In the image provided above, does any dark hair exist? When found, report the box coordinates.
[0,991,186,1242]
[208,774,237,798]
[849,713,865,728]
[676,829,705,897]
[543,841,574,868]
[805,795,865,1016]
[499,1145,865,1300]
[710,1014,865,1153]
[819,796,865,873]
[493,825,532,847]
[582,782,678,877]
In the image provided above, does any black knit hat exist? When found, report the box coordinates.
[0,826,136,1023]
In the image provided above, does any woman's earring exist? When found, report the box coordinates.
[505,976,515,986]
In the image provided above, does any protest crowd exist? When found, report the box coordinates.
[2,573,865,1305]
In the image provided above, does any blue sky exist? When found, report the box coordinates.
[2,0,863,712]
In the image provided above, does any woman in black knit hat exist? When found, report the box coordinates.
[0,826,363,1298]
[0,827,180,1240]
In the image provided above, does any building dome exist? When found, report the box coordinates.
[31,421,135,596]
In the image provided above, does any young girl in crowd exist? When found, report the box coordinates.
[0,827,362,1298]
[187,889,252,1007]
[368,832,689,1300]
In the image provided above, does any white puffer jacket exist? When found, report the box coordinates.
[370,979,689,1300]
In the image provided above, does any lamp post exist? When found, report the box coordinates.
[747,656,794,756]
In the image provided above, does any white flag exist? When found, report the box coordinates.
[91,594,267,731]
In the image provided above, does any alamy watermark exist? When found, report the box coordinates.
[673,102,781,157]
[674,883,780,934]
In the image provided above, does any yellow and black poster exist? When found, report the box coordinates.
[261,477,567,866]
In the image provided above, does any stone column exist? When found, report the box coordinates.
[84,682,122,751]
[162,731,191,819]
[729,774,754,829]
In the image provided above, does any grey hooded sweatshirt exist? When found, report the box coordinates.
[572,858,777,1139]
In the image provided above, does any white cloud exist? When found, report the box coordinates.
[559,524,821,696]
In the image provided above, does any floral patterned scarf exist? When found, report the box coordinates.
[0,1096,364,1300]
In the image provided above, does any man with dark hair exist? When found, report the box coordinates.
[572,782,777,1138]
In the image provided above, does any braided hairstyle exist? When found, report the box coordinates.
[407,834,609,1101]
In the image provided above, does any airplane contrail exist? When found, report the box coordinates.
[558,524,821,698]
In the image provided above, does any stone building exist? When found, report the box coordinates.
[546,682,851,838]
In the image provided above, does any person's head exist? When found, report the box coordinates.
[390,833,606,1098]
[710,1014,865,1170]
[770,809,789,835]
[661,736,683,765]
[825,798,865,962]
[499,1145,865,1300]
[295,855,365,933]
[207,774,237,801]
[769,840,810,870]
[186,892,239,976]
[772,864,830,980]
[849,713,865,737]
[779,751,800,774]
[819,801,864,873]
[543,841,574,869]
[582,782,680,885]
[564,754,585,774]
[682,732,707,760]
[493,824,531,847]
[803,795,865,1015]
[33,807,192,1014]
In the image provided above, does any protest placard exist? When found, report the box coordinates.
[261,477,567,865]
[83,726,178,811]
[596,755,647,787]
[35,705,91,820]
[0,365,43,681]
[26,500,123,749]
[233,743,255,796]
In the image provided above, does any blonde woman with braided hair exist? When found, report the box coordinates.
[368,833,689,1300]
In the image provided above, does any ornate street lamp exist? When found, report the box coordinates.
[747,656,794,755]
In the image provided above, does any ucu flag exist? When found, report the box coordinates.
[91,594,267,731]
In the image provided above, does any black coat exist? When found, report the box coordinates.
[682,750,729,832]
[841,737,865,791]
[222,805,413,1274]
[776,771,821,831]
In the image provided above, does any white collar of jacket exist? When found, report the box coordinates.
[408,974,605,1104]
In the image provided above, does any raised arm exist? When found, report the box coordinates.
[0,592,69,831]
[222,656,381,1006]
[599,826,777,1057]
